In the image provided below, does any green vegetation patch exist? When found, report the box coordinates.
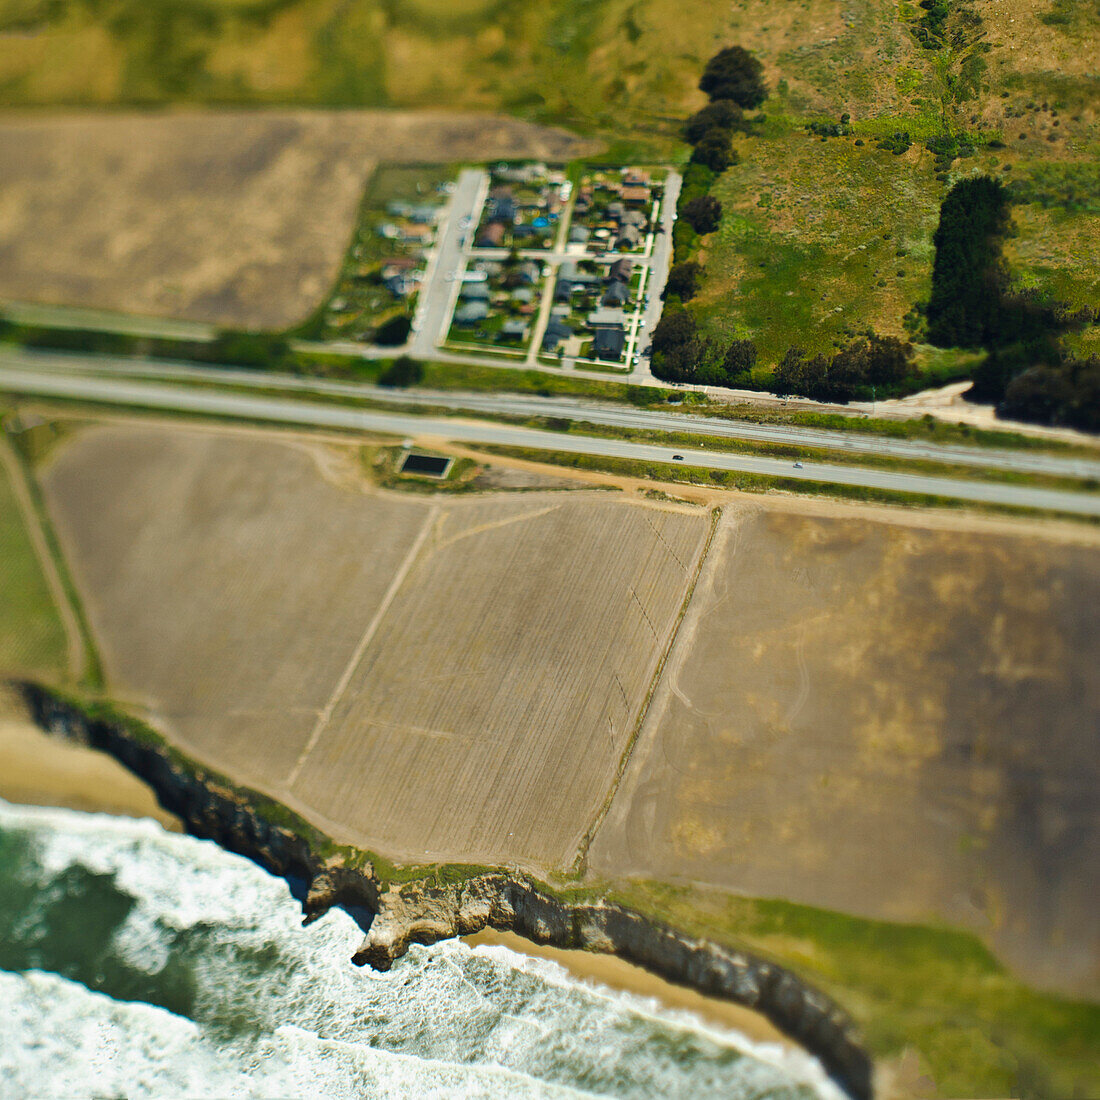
[694,131,940,368]
[607,879,1100,1099]
[0,429,67,678]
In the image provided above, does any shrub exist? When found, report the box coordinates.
[374,314,412,346]
[377,355,423,388]
[699,46,767,109]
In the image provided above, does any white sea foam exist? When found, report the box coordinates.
[0,798,844,1099]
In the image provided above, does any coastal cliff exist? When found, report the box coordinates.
[18,681,873,1100]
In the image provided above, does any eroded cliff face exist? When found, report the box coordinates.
[18,682,873,1100]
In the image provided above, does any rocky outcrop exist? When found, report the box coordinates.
[18,682,873,1100]
[358,874,873,1100]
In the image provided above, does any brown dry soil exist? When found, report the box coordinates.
[0,110,593,328]
[40,421,709,868]
[589,502,1100,998]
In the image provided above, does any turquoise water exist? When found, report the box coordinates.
[0,799,841,1099]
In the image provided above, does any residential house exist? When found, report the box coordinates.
[609,258,634,283]
[511,288,535,306]
[621,210,647,230]
[516,260,541,285]
[399,223,432,245]
[554,278,574,303]
[620,185,651,206]
[475,260,503,277]
[454,301,489,325]
[486,186,517,225]
[615,224,641,250]
[501,319,529,341]
[605,201,626,223]
[476,222,506,247]
[623,168,651,187]
[559,261,598,287]
[593,327,626,360]
[460,282,491,301]
[542,318,572,351]
[602,280,629,308]
[587,308,626,330]
[569,226,591,245]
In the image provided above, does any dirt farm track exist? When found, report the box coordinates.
[0,111,593,329]
[31,418,1100,998]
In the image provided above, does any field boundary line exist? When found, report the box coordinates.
[285,501,440,788]
[571,505,723,875]
[0,433,86,681]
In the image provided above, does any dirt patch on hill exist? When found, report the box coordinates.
[0,110,595,329]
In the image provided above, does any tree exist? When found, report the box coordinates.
[926,176,1011,348]
[651,308,697,355]
[722,339,756,380]
[664,261,701,302]
[682,194,723,234]
[374,313,412,346]
[691,130,736,173]
[699,46,767,109]
[683,100,744,144]
[377,355,423,387]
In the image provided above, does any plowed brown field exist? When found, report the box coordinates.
[41,422,709,868]
[0,111,593,329]
[589,502,1100,997]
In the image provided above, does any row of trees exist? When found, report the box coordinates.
[773,335,917,403]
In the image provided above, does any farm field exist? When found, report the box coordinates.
[39,423,432,786]
[39,420,710,867]
[0,111,592,329]
[291,492,708,866]
[589,500,1100,1000]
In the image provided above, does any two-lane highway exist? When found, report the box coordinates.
[5,347,1098,482]
[3,363,1099,516]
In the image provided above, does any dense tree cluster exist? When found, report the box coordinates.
[690,130,736,172]
[663,261,701,302]
[683,100,744,145]
[649,309,760,389]
[698,46,767,109]
[681,194,723,234]
[774,335,917,402]
[998,354,1100,432]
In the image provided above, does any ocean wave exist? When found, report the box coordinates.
[0,799,842,1099]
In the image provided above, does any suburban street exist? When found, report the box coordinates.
[5,346,1098,481]
[410,167,489,356]
[3,364,1099,516]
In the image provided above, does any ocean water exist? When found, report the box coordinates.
[0,799,842,1099]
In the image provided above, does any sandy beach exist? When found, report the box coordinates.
[0,691,180,830]
[0,689,792,1050]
